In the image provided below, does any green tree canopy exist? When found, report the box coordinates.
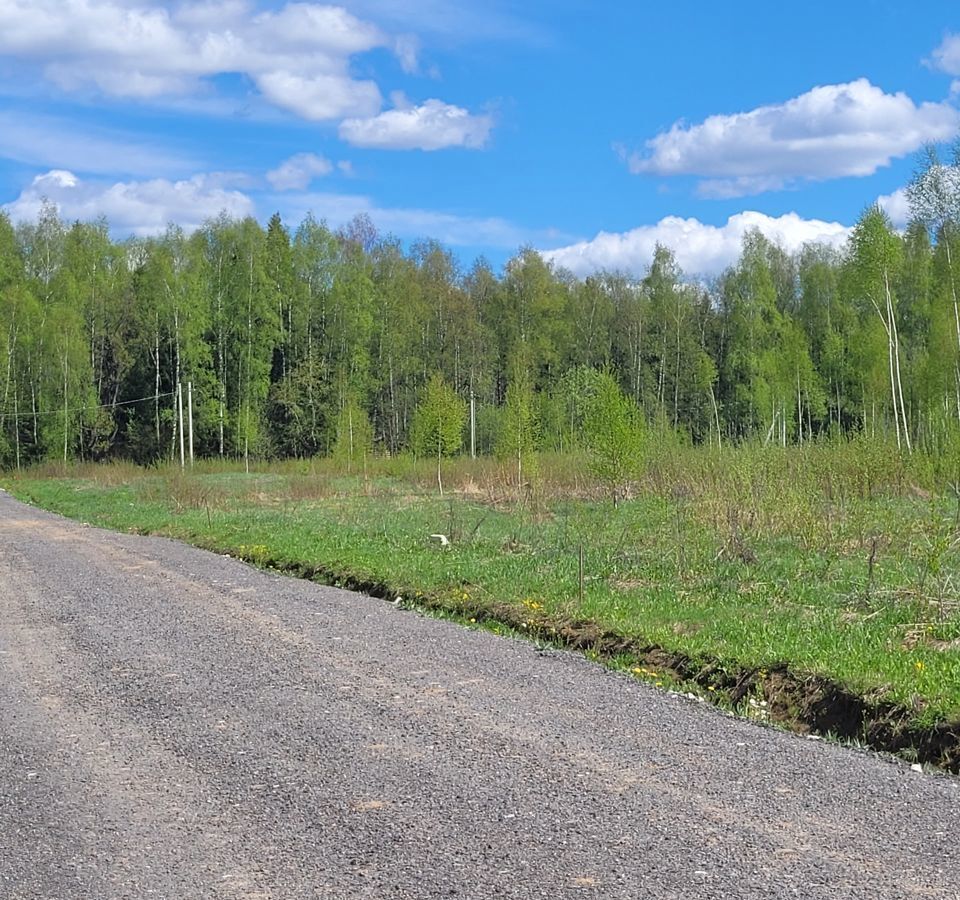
[411,372,466,495]
[582,371,645,505]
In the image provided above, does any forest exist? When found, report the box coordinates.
[2,152,960,469]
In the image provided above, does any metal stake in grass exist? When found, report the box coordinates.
[579,543,585,604]
[865,535,879,604]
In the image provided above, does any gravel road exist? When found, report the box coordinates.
[1,489,958,899]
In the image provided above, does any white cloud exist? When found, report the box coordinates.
[339,98,493,150]
[929,33,960,76]
[4,169,254,236]
[267,153,334,191]
[543,211,851,277]
[393,33,420,73]
[3,168,560,250]
[0,2,498,142]
[172,1,253,29]
[0,1,398,120]
[0,111,196,177]
[251,3,384,55]
[257,71,382,121]
[627,79,960,197]
[877,187,911,228]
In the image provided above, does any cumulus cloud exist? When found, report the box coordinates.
[4,169,254,236]
[2,168,559,249]
[266,153,335,191]
[877,188,911,228]
[252,3,384,55]
[543,211,851,278]
[257,71,381,122]
[0,1,396,121]
[339,98,493,150]
[626,79,960,197]
[929,33,960,76]
[172,1,253,29]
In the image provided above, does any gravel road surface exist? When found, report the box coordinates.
[1,489,958,899]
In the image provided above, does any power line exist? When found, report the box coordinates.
[0,390,176,422]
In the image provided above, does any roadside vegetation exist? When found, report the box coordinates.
[5,438,960,769]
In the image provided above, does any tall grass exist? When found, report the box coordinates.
[6,438,960,721]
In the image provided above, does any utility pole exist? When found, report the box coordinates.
[177,382,185,469]
[470,389,476,459]
[187,381,194,467]
[13,385,20,471]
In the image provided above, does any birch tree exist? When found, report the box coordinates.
[582,371,645,505]
[411,372,466,496]
[849,206,910,451]
[908,146,960,426]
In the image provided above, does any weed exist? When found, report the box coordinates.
[4,440,960,727]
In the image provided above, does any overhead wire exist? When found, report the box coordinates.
[0,390,176,422]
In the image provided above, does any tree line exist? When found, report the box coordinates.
[2,149,960,468]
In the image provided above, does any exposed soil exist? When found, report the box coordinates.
[241,551,960,774]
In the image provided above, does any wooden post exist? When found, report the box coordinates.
[13,381,20,471]
[177,382,185,469]
[187,381,194,467]
[470,390,476,459]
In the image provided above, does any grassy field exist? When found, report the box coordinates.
[4,442,960,748]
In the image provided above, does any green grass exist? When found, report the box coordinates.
[4,443,960,725]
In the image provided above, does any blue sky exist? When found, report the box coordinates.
[2,0,960,276]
